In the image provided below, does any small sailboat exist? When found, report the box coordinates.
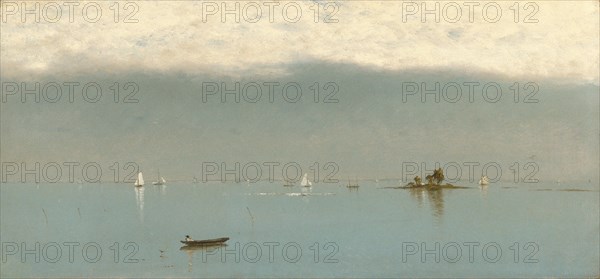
[300,173,312,187]
[134,172,144,187]
[479,175,489,185]
[283,178,294,187]
[193,176,199,184]
[152,169,166,185]
[347,177,359,188]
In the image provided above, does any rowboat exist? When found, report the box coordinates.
[180,237,230,246]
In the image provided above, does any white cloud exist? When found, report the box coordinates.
[1,1,598,84]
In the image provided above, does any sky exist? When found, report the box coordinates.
[0,1,598,182]
[1,1,598,83]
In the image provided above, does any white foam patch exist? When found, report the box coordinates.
[247,192,335,196]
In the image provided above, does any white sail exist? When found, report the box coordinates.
[135,172,144,186]
[300,173,312,187]
[153,169,166,185]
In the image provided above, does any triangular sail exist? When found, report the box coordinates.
[152,169,166,185]
[135,172,144,186]
[300,173,312,187]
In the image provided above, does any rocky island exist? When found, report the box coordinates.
[395,168,469,189]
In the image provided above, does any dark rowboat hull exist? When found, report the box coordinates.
[180,237,230,246]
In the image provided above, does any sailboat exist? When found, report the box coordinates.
[479,175,489,185]
[300,173,312,187]
[152,169,166,185]
[134,172,145,187]
[347,177,359,188]
[283,178,295,187]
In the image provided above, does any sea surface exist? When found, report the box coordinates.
[1,181,598,278]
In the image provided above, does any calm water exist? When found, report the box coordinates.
[1,181,598,278]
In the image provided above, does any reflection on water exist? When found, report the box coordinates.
[407,188,445,221]
[408,187,425,208]
[479,185,488,199]
[300,186,312,203]
[155,184,167,195]
[180,244,227,273]
[426,189,444,221]
[1,182,598,278]
[347,186,359,192]
[134,186,144,223]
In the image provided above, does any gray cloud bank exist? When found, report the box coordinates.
[1,63,598,183]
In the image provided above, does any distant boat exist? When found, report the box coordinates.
[347,177,359,188]
[283,179,294,187]
[152,169,166,185]
[180,236,229,246]
[300,173,312,187]
[479,175,489,185]
[134,172,144,187]
[193,176,199,184]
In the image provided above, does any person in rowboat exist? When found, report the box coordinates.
[185,235,193,242]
